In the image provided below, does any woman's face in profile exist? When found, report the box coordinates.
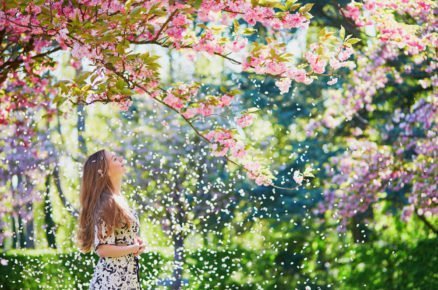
[105,150,126,177]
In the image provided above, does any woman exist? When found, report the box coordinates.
[76,149,146,290]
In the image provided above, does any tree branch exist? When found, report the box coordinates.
[68,60,297,191]
[415,207,437,235]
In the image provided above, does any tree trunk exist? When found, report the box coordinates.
[44,174,57,248]
[172,232,185,290]
[18,214,25,248]
[21,174,35,248]
[53,166,79,218]
[23,205,35,248]
[350,206,373,243]
[0,226,4,250]
[172,185,187,290]
[13,174,30,248]
[77,103,87,155]
[11,215,17,249]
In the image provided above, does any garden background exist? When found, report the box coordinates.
[0,0,436,289]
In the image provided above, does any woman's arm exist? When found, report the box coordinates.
[96,244,139,258]
[93,217,140,258]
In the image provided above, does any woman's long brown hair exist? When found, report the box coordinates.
[76,149,135,253]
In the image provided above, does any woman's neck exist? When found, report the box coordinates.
[111,175,122,195]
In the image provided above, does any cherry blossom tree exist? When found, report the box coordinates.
[0,0,357,188]
[309,0,437,234]
[0,1,436,289]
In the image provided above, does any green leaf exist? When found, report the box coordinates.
[116,79,125,90]
[131,6,144,16]
[41,113,49,119]
[285,0,298,10]
[274,3,286,11]
[303,171,315,178]
[304,12,313,19]
[246,107,260,113]
[346,38,361,45]
[116,42,126,54]
[81,84,91,92]
[125,0,133,10]
[229,88,242,95]
[193,0,202,9]
[233,19,239,33]
[90,73,98,84]
[340,25,345,40]
[146,24,155,34]
[121,88,132,95]
[76,71,91,84]
[299,3,314,14]
[243,28,256,35]
[52,94,63,104]
[289,3,301,11]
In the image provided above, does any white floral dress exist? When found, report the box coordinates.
[89,208,142,290]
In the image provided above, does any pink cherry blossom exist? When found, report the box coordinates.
[228,37,248,53]
[293,170,304,185]
[327,78,338,85]
[275,78,292,94]
[283,13,309,29]
[236,114,254,128]
[219,94,234,107]
[163,93,184,110]
[197,103,214,117]
[181,107,198,119]
[305,51,326,74]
